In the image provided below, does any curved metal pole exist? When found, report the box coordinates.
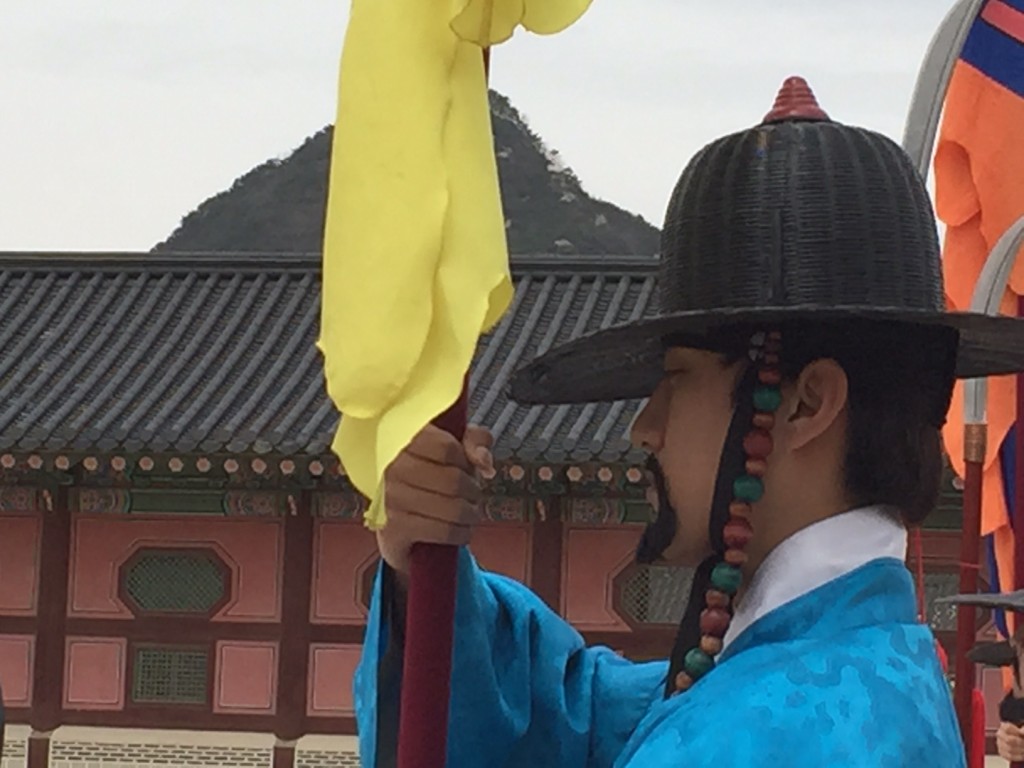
[899,0,984,746]
[964,217,1024,425]
[953,215,1024,752]
[901,0,985,179]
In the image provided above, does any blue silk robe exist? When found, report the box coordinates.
[354,550,964,767]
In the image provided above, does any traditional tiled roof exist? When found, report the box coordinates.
[0,252,657,463]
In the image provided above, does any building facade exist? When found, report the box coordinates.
[0,252,982,767]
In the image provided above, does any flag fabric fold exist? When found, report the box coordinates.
[938,0,1024,615]
[318,0,592,529]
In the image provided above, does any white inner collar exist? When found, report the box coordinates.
[721,505,908,652]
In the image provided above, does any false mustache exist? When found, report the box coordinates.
[635,455,678,564]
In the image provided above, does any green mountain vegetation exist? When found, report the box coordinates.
[155,92,660,256]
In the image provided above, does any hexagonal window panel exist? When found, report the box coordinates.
[616,564,694,626]
[121,549,230,617]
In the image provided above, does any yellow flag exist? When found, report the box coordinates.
[319,0,592,529]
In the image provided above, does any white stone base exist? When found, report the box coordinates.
[2,727,362,768]
[2,725,30,768]
[48,727,275,768]
[295,734,361,768]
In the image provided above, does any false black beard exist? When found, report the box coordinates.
[635,455,678,564]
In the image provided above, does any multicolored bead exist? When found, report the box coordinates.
[700,607,731,637]
[700,635,724,656]
[684,648,715,679]
[711,562,743,595]
[674,671,694,692]
[725,547,749,566]
[724,517,754,548]
[677,329,783,699]
[733,474,764,502]
[745,458,768,477]
[705,589,731,608]
[753,385,782,413]
[728,501,752,520]
[743,429,773,459]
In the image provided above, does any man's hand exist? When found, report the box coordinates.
[997,721,1024,762]
[376,424,495,580]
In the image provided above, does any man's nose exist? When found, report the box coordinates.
[630,392,663,453]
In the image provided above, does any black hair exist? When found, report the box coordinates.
[669,320,958,526]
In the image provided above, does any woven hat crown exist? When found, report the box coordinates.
[658,77,944,316]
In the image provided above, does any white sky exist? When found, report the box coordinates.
[0,1,953,252]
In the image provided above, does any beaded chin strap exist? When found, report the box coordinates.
[670,330,783,693]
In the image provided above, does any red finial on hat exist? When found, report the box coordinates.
[762,76,830,123]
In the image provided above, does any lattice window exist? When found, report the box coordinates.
[131,645,210,705]
[617,565,694,625]
[924,572,958,632]
[923,571,967,632]
[122,549,228,615]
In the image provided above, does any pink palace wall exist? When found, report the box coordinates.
[0,512,40,710]
[306,519,532,717]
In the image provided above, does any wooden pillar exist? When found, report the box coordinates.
[275,491,315,745]
[273,741,297,768]
[29,486,72,768]
[27,733,50,768]
[531,495,565,612]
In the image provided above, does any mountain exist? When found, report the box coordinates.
[154,92,660,256]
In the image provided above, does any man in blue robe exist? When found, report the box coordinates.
[352,77,1024,766]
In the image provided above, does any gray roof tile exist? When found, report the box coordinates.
[0,253,658,463]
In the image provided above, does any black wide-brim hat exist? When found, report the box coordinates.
[937,591,1024,668]
[938,590,1024,613]
[967,641,1017,668]
[510,77,1024,406]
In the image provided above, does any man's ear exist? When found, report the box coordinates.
[783,358,849,451]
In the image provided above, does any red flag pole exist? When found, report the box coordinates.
[397,390,466,768]
[1015,296,1024,593]
[1014,294,1024,768]
[396,49,492,768]
[956,423,985,747]
[955,216,1024,761]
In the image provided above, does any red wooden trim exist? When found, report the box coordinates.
[308,625,365,644]
[0,617,36,634]
[2,706,30,724]
[273,745,295,768]
[582,628,677,659]
[9,709,355,739]
[65,618,280,641]
[304,715,358,736]
[918,530,964,565]
[275,490,316,741]
[27,733,49,768]
[61,619,364,645]
[0,705,359,734]
[530,500,564,611]
[56,707,279,731]
[31,486,71,732]
[986,735,999,755]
